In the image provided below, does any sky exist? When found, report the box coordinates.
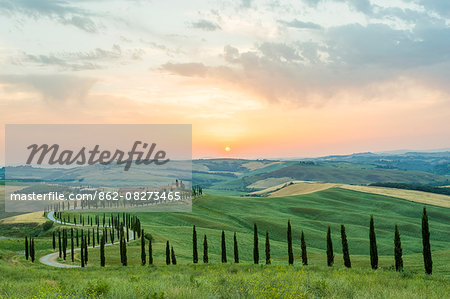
[0,0,449,161]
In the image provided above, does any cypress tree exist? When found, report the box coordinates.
[369,215,378,270]
[148,238,153,265]
[58,231,62,258]
[81,236,85,267]
[422,207,432,274]
[287,220,293,265]
[88,228,90,245]
[326,226,334,267]
[63,230,67,260]
[25,236,29,260]
[193,225,198,264]
[84,235,88,264]
[394,224,403,272]
[233,232,239,263]
[100,234,105,267]
[30,239,35,263]
[171,246,177,265]
[92,229,95,248]
[76,230,79,247]
[141,229,146,266]
[122,236,127,266]
[97,227,100,244]
[265,230,270,264]
[253,224,259,264]
[341,225,351,268]
[301,230,308,266]
[52,231,56,250]
[203,235,208,263]
[221,230,227,263]
[166,241,170,265]
[71,228,74,262]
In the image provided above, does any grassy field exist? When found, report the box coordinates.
[56,188,450,273]
[1,185,449,297]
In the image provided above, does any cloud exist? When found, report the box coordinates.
[191,19,221,31]
[161,62,208,77]
[278,19,322,30]
[18,45,145,71]
[0,74,97,101]
[0,0,99,33]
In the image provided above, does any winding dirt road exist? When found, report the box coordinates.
[39,211,134,268]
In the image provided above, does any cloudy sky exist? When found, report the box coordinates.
[0,0,449,160]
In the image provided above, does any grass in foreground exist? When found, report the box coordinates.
[0,263,449,298]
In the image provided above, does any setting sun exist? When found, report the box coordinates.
[225,146,231,152]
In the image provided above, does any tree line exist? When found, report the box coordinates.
[27,207,433,274]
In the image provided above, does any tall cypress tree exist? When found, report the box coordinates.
[265,230,270,264]
[193,225,198,264]
[52,231,56,250]
[141,229,146,266]
[30,239,35,263]
[76,230,79,247]
[203,235,208,263]
[171,246,177,265]
[97,227,100,244]
[71,228,74,262]
[148,238,153,265]
[301,230,308,266]
[326,226,334,267]
[394,224,403,272]
[84,235,88,264]
[253,224,259,264]
[63,230,67,260]
[369,215,378,270]
[58,231,62,258]
[81,235,85,267]
[166,241,170,265]
[287,220,293,265]
[233,232,239,263]
[122,236,127,266]
[422,207,432,274]
[100,234,105,267]
[92,229,95,248]
[341,225,351,268]
[221,230,227,263]
[25,236,29,260]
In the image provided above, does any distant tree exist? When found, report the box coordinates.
[203,235,208,263]
[63,230,67,260]
[25,236,29,260]
[97,227,100,244]
[221,230,227,263]
[422,207,432,274]
[287,220,293,265]
[52,231,56,250]
[341,225,351,268]
[171,246,177,265]
[369,215,378,270]
[394,224,403,272]
[100,234,105,267]
[141,229,146,266]
[166,241,171,265]
[265,231,270,264]
[233,232,239,263]
[58,231,62,258]
[193,225,198,264]
[301,230,308,266]
[92,229,95,248]
[84,235,88,264]
[253,224,259,264]
[88,228,90,246]
[76,230,79,247]
[148,238,153,265]
[326,226,334,267]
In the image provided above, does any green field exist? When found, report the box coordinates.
[1,185,449,298]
